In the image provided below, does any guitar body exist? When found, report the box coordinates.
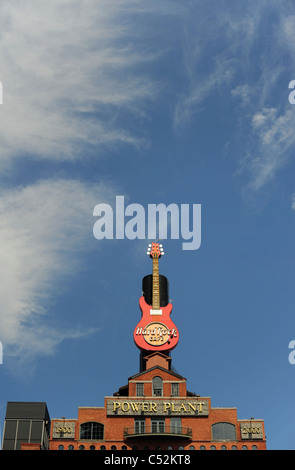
[133,296,179,352]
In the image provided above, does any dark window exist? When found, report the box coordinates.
[58,445,64,450]
[134,418,145,434]
[136,383,144,396]
[151,418,165,433]
[170,417,181,433]
[17,421,30,441]
[30,421,44,443]
[68,445,74,450]
[80,422,104,440]
[4,420,17,440]
[89,445,95,450]
[212,422,236,441]
[171,383,179,397]
[152,377,163,396]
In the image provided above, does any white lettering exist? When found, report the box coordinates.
[93,196,202,251]
[115,195,125,239]
[93,203,113,239]
[288,80,295,104]
[288,340,295,364]
[104,456,138,467]
[181,204,201,250]
[125,202,145,239]
[147,203,179,240]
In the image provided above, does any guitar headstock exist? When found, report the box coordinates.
[147,242,164,259]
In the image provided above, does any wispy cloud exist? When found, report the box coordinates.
[246,106,295,190]
[173,2,263,129]
[0,0,161,167]
[0,179,113,369]
[173,2,295,197]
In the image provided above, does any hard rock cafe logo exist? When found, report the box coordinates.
[135,322,178,347]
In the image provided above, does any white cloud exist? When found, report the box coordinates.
[0,0,160,167]
[172,3,264,129]
[231,84,253,107]
[0,178,114,367]
[246,107,295,191]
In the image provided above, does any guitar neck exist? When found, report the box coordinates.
[152,257,160,309]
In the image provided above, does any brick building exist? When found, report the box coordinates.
[2,243,267,451]
[49,351,266,450]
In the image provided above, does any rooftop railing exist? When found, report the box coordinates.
[123,425,192,439]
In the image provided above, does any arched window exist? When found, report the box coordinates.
[89,445,95,450]
[100,445,106,450]
[211,422,236,441]
[152,376,163,396]
[200,445,206,450]
[58,445,64,450]
[80,422,104,440]
[121,445,127,450]
[79,445,85,450]
[111,445,117,450]
[68,445,74,450]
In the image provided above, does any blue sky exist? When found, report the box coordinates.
[0,0,295,450]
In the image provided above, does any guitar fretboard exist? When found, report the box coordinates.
[152,257,160,309]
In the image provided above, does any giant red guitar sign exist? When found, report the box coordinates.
[133,243,179,352]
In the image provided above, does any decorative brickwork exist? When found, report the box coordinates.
[49,353,266,450]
